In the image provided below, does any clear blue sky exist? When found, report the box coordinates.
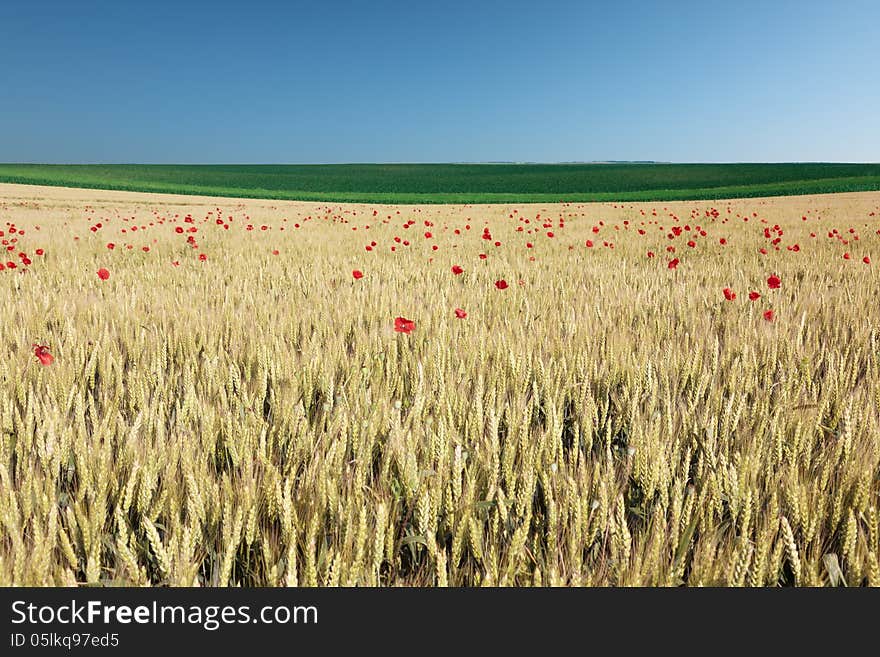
[1,0,877,163]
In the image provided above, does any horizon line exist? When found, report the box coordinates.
[4,160,880,166]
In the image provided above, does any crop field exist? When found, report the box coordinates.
[1,182,879,587]
[2,163,880,204]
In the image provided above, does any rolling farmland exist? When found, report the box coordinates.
[2,162,880,204]
[1,182,878,586]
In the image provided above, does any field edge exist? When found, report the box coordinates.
[1,171,879,205]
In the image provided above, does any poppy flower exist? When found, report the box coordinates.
[864,256,871,264]
[352,269,364,279]
[32,344,53,366]
[763,309,775,322]
[495,279,508,290]
[843,253,851,260]
[35,249,44,256]
[723,288,736,301]
[748,291,761,301]
[668,258,679,270]
[451,265,463,275]
[394,317,415,334]
[767,275,781,289]
[454,308,467,319]
[107,243,115,250]
[199,253,207,261]
[97,268,110,280]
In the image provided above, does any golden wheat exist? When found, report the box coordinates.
[1,184,878,586]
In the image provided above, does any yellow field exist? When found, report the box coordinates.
[1,183,878,586]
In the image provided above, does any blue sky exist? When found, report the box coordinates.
[1,0,877,163]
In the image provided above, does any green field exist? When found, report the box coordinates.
[1,162,879,203]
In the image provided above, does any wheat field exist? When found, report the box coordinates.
[1,183,878,587]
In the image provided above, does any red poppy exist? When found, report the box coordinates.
[171,261,180,267]
[585,240,593,248]
[32,344,53,366]
[495,279,508,290]
[199,253,207,261]
[454,308,467,319]
[451,265,463,275]
[478,253,487,260]
[864,256,871,264]
[272,250,279,255]
[352,269,364,279]
[763,309,775,322]
[97,268,110,280]
[748,291,761,301]
[843,253,851,260]
[107,243,115,250]
[394,317,415,334]
[668,258,679,269]
[767,275,781,289]
[723,287,736,301]
[647,251,655,258]
[35,249,44,256]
